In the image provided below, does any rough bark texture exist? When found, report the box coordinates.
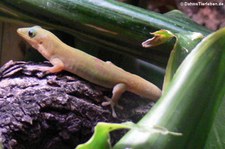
[0,61,154,149]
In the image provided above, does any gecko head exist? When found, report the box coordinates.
[17,26,49,49]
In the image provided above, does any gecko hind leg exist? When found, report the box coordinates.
[102,83,127,118]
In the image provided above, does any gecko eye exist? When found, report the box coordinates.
[28,29,36,38]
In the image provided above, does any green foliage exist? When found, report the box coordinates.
[114,28,225,149]
[205,95,225,149]
[76,122,132,149]
[0,1,224,149]
[76,122,181,149]
[76,28,225,149]
[163,31,204,90]
[142,30,175,48]
[0,0,211,66]
[141,29,204,90]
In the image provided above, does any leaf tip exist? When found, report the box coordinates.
[142,29,175,48]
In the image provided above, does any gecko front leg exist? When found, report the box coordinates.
[48,58,65,73]
[37,58,65,74]
[102,83,127,118]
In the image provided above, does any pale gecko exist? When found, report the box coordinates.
[17,26,162,117]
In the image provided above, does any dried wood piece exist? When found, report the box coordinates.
[0,61,154,149]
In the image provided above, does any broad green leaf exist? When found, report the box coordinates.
[114,27,225,149]
[205,95,225,149]
[164,10,208,33]
[0,0,211,66]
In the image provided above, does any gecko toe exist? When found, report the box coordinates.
[102,96,118,118]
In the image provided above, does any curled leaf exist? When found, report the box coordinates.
[142,29,204,91]
[163,31,204,91]
[142,30,174,48]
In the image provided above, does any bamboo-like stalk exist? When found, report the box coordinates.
[0,0,211,66]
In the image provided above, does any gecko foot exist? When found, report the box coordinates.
[102,96,123,118]
[33,66,53,76]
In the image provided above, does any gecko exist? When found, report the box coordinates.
[17,26,162,117]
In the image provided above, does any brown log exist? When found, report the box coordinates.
[0,61,154,149]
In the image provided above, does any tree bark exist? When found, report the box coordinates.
[0,61,154,149]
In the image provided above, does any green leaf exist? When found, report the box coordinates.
[0,0,211,66]
[76,122,133,149]
[164,10,207,33]
[114,27,225,149]
[142,30,174,48]
[76,122,182,149]
[142,29,204,90]
[163,31,204,90]
[205,95,225,149]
